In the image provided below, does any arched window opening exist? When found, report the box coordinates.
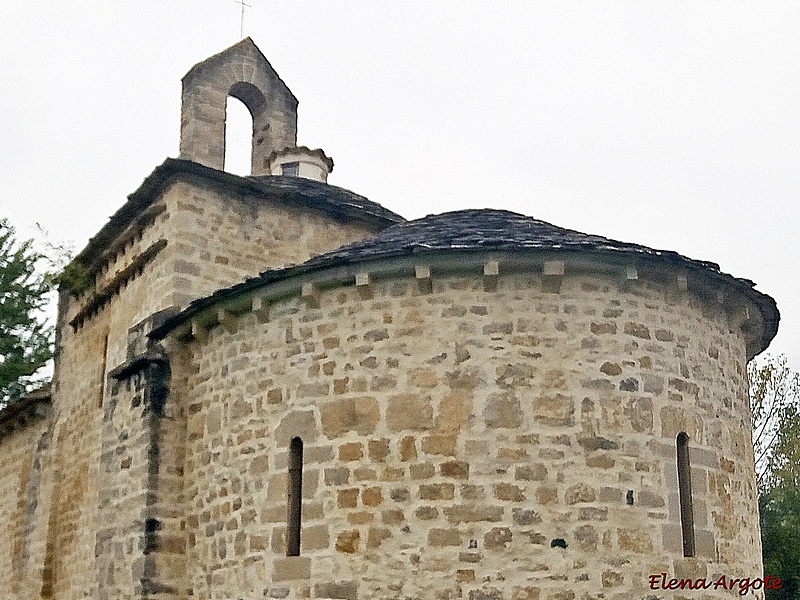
[676,432,695,557]
[286,437,303,556]
[224,95,253,175]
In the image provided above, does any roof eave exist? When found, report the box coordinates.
[150,245,779,358]
[71,158,403,272]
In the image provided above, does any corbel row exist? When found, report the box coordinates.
[71,239,168,332]
[0,399,51,439]
[180,258,760,344]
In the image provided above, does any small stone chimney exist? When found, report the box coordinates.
[266,146,334,183]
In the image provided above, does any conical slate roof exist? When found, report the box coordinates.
[300,208,720,269]
[153,208,778,355]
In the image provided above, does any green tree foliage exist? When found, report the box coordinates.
[0,219,54,407]
[750,355,800,599]
[760,486,800,600]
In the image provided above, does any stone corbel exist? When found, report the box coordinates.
[415,265,432,294]
[483,260,499,292]
[191,319,209,343]
[217,308,238,335]
[251,295,270,323]
[301,282,320,308]
[542,260,565,293]
[618,265,638,290]
[355,272,373,300]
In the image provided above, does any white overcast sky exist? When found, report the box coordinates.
[1,2,798,370]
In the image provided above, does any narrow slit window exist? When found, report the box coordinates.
[286,437,303,556]
[98,331,109,408]
[676,432,695,557]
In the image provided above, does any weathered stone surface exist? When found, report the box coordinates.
[515,463,548,481]
[660,406,703,438]
[274,410,318,446]
[573,524,597,551]
[484,392,523,428]
[335,530,360,554]
[362,486,382,507]
[368,438,390,461]
[578,436,619,451]
[444,505,503,523]
[641,374,664,394]
[415,506,438,520]
[601,570,624,587]
[436,392,472,432]
[600,362,622,376]
[410,368,438,388]
[272,557,311,581]
[536,486,558,505]
[314,581,358,600]
[324,467,349,485]
[399,435,417,461]
[484,527,513,549]
[469,588,503,600]
[512,508,541,526]
[422,434,457,456]
[321,397,380,438]
[511,587,540,600]
[624,398,653,433]
[590,321,617,334]
[338,442,363,461]
[420,483,455,500]
[367,527,391,549]
[638,489,665,508]
[337,488,359,508]
[494,483,526,502]
[624,322,651,339]
[564,483,595,504]
[410,463,435,479]
[429,528,461,546]
[386,394,434,431]
[441,460,470,478]
[617,528,653,552]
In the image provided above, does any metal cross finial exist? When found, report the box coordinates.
[233,0,252,38]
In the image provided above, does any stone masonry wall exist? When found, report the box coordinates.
[175,268,762,600]
[0,419,50,600]
[162,180,382,308]
[26,173,381,599]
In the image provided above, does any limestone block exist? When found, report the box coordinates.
[315,580,358,600]
[320,397,380,438]
[565,483,596,505]
[274,410,318,446]
[335,530,360,554]
[272,557,310,581]
[533,394,574,427]
[617,528,653,552]
[386,394,434,431]
[429,528,461,546]
[484,392,523,428]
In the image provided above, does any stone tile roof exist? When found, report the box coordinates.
[153,209,779,355]
[74,158,404,269]
[245,173,396,221]
[300,208,721,268]
[0,385,51,432]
